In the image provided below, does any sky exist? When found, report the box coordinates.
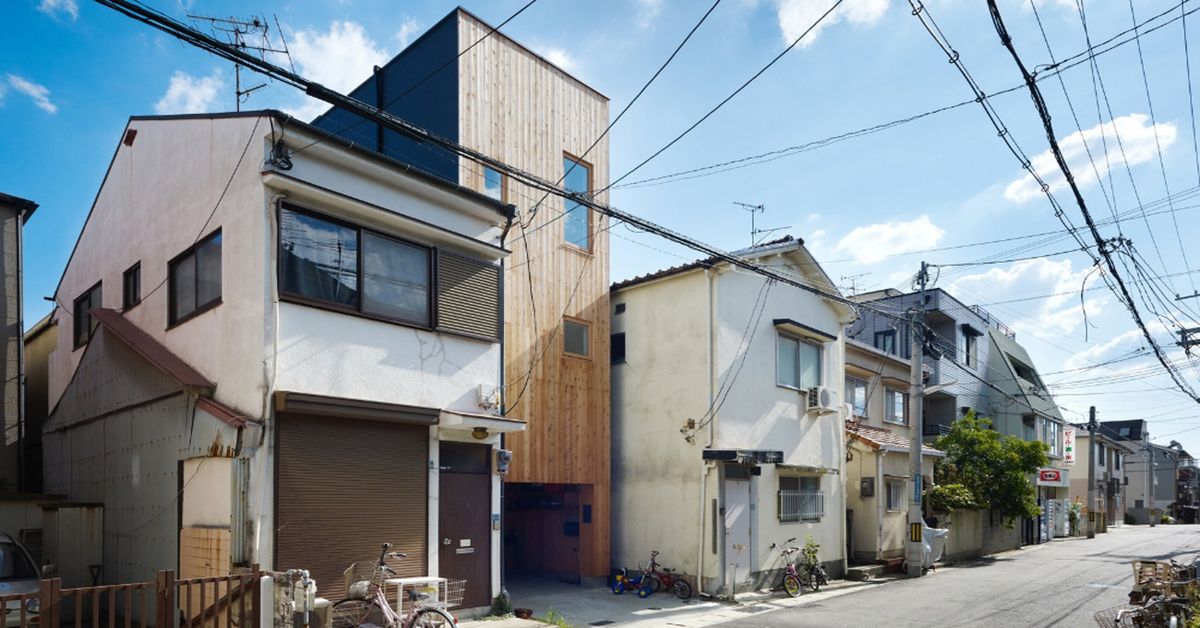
[4,0,1200,455]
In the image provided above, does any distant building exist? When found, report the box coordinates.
[1101,420,1185,524]
[1067,429,1131,532]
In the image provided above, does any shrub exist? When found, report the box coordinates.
[929,483,979,512]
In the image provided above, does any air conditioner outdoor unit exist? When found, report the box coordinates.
[806,386,839,414]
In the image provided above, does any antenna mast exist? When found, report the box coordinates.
[733,202,790,248]
[186,13,293,110]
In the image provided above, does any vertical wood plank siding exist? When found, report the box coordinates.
[458,12,612,576]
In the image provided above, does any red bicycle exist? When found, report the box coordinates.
[642,551,693,600]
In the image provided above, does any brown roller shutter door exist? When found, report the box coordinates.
[275,414,428,599]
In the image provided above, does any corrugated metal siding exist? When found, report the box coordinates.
[436,251,500,340]
[275,414,428,600]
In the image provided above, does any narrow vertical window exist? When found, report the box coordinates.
[563,155,591,249]
[122,263,141,311]
[611,332,626,364]
[482,166,505,202]
[72,282,103,348]
[169,230,222,325]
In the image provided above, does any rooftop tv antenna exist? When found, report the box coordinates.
[733,202,790,248]
[840,273,870,295]
[186,13,295,110]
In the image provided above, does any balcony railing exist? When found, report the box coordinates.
[924,423,953,437]
[779,491,824,522]
[970,304,1016,340]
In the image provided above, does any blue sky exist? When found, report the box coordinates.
[5,0,1200,452]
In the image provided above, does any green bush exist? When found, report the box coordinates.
[929,484,979,512]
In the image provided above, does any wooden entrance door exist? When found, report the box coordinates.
[439,443,492,609]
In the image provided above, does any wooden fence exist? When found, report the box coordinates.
[0,568,264,628]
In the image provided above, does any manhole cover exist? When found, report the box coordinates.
[588,621,615,626]
[648,607,662,611]
[733,604,772,613]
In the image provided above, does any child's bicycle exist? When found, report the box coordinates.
[611,551,693,599]
[331,543,457,628]
[769,538,827,597]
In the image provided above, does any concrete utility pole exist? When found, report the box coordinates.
[906,262,928,577]
[1086,406,1097,539]
[1149,445,1156,527]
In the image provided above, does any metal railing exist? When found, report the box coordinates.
[970,304,1016,340]
[924,423,953,437]
[779,490,825,521]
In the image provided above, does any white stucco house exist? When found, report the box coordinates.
[41,110,523,610]
[610,236,854,595]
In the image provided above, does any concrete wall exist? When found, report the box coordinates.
[941,509,1021,562]
[22,317,55,492]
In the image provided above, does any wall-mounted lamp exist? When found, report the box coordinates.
[472,427,489,440]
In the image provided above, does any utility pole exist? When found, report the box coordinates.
[906,261,928,577]
[1148,445,1156,527]
[1086,406,1097,539]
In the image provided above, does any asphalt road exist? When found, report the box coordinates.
[718,525,1200,628]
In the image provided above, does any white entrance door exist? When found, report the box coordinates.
[724,477,752,593]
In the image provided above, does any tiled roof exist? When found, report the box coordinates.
[847,422,946,457]
[610,235,802,291]
[91,308,215,389]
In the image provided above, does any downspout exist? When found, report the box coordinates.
[697,265,716,594]
[498,205,515,601]
[876,450,886,562]
[838,403,848,576]
[15,209,24,492]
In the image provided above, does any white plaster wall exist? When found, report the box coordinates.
[181,457,232,528]
[274,304,500,413]
[49,116,271,417]
[610,270,711,577]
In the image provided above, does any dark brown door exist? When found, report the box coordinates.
[439,443,492,609]
[276,414,428,600]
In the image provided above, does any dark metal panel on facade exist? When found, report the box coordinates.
[436,250,500,340]
[275,413,428,599]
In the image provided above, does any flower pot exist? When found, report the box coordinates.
[514,608,533,619]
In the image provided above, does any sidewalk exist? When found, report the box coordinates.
[458,576,891,628]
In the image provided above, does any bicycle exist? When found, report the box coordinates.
[331,543,457,628]
[769,538,827,597]
[642,551,693,600]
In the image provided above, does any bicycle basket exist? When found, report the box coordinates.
[443,579,466,609]
[1092,604,1141,628]
[343,562,382,600]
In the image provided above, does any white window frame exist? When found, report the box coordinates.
[884,388,908,425]
[845,376,868,418]
[886,478,906,512]
[776,333,823,391]
[778,475,824,522]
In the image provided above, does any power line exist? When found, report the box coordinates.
[1126,0,1198,296]
[986,0,1200,404]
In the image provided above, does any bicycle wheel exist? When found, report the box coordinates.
[411,608,456,628]
[671,579,692,600]
[782,574,802,598]
[331,598,380,628]
[807,568,821,592]
[649,575,663,593]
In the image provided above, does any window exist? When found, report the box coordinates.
[362,232,430,326]
[1116,453,1122,470]
[564,318,590,357]
[885,388,907,425]
[169,231,222,325]
[280,208,359,307]
[72,282,102,348]
[0,541,36,580]
[611,332,626,364]
[777,335,822,390]
[278,205,500,339]
[845,376,868,417]
[1098,443,1106,467]
[779,476,823,522]
[965,333,977,368]
[874,330,897,355]
[886,479,906,512]
[122,263,141,310]
[482,166,505,202]
[563,155,591,249]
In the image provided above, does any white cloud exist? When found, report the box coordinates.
[289,21,389,95]
[154,70,223,115]
[635,0,664,28]
[38,0,78,21]
[1005,114,1177,204]
[949,257,1106,341]
[538,46,578,72]
[775,0,888,47]
[6,75,57,114]
[833,215,944,264]
[395,17,422,49]
[1061,323,1167,371]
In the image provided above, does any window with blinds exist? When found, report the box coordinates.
[435,250,501,340]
